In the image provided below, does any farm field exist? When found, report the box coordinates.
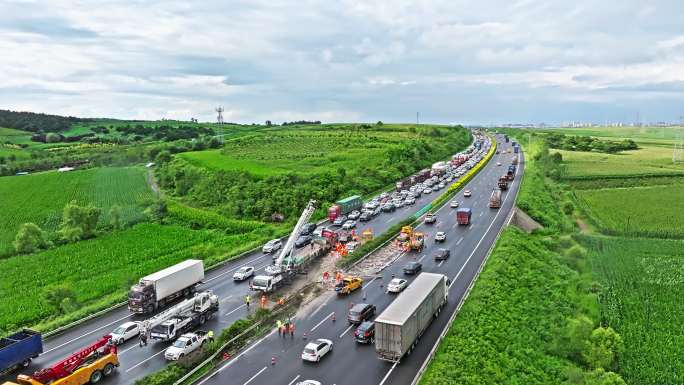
[0,127,33,145]
[555,143,684,177]
[179,126,422,176]
[576,184,684,238]
[544,126,681,143]
[0,222,278,333]
[0,166,153,255]
[578,235,684,385]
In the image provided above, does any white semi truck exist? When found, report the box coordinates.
[128,260,204,314]
[374,273,448,362]
[143,291,219,342]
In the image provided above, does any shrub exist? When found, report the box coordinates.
[14,222,49,254]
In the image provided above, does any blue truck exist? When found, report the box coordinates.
[0,329,43,373]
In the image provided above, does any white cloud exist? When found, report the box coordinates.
[1,0,683,124]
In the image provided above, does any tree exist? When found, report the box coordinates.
[45,132,62,143]
[145,199,168,223]
[109,205,122,230]
[59,201,101,242]
[14,222,49,254]
[376,121,383,126]
[585,369,627,385]
[265,120,272,127]
[552,315,593,363]
[583,326,624,370]
[155,150,172,164]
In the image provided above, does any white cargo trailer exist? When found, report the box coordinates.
[374,273,448,362]
[128,259,205,314]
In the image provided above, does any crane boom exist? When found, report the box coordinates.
[268,200,317,274]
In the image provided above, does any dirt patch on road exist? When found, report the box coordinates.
[347,240,407,277]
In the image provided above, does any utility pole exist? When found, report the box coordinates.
[215,106,224,141]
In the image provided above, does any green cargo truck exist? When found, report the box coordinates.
[336,195,362,214]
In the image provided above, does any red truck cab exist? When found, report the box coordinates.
[456,208,472,225]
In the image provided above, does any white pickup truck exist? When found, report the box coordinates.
[164,330,211,361]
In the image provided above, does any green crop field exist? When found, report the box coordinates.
[0,127,33,145]
[0,167,153,255]
[555,143,684,177]
[179,127,419,177]
[0,222,278,332]
[576,184,684,238]
[543,126,681,143]
[579,235,684,385]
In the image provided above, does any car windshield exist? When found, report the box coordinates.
[128,291,143,300]
[238,267,250,273]
[112,326,126,334]
[252,277,269,287]
[304,348,316,355]
[390,279,402,285]
[172,339,187,348]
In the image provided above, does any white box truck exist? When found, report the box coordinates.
[128,259,204,314]
[374,273,448,362]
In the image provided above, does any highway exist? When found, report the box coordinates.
[0,133,515,385]
[189,135,522,385]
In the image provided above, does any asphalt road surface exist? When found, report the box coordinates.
[191,135,522,385]
[2,134,518,385]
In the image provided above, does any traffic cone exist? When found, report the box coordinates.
[271,356,276,365]
[223,352,231,361]
[332,312,336,322]
[362,291,366,300]
[303,331,308,340]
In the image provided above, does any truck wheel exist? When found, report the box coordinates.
[146,304,154,314]
[200,315,206,325]
[21,359,31,367]
[90,370,103,384]
[179,353,185,359]
[103,363,115,376]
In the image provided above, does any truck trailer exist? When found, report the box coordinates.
[0,330,42,373]
[374,273,448,362]
[456,208,472,225]
[489,189,502,208]
[128,260,204,314]
[328,195,362,221]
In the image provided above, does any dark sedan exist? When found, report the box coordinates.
[434,248,450,261]
[403,261,422,275]
[295,235,312,248]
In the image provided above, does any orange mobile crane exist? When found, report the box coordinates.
[3,336,118,385]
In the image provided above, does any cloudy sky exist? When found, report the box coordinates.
[1,0,683,124]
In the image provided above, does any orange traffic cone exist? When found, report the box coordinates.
[271,356,276,365]
[303,331,308,340]
[332,312,336,322]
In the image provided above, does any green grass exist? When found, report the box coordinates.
[179,128,416,177]
[0,222,277,332]
[420,229,579,385]
[578,235,684,385]
[0,127,33,145]
[555,144,684,178]
[0,167,153,255]
[543,126,681,143]
[575,184,684,239]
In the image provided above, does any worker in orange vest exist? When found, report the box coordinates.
[288,322,295,338]
[260,294,267,308]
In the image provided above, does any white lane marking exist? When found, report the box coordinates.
[438,260,445,267]
[310,312,335,332]
[204,255,268,283]
[243,366,268,385]
[449,174,513,290]
[219,295,233,304]
[451,222,458,230]
[224,304,246,317]
[309,302,327,318]
[385,217,394,224]
[457,237,464,245]
[362,276,378,290]
[119,343,140,355]
[339,324,354,338]
[379,360,400,385]
[125,349,165,373]
[43,313,132,354]
[417,255,426,263]
[479,212,484,217]
[198,329,278,385]
[288,375,301,385]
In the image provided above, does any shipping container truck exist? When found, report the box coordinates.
[328,195,363,221]
[498,176,509,191]
[0,330,42,373]
[457,208,472,225]
[128,259,204,314]
[489,189,502,208]
[374,273,448,362]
